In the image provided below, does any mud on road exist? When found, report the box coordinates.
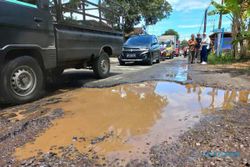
[0,58,249,167]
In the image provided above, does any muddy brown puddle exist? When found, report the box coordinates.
[13,82,250,164]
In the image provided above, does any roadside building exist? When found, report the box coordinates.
[209,32,233,53]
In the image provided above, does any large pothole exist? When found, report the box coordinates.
[13,81,250,165]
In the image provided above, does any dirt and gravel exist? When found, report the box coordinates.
[149,103,250,167]
[0,57,249,167]
[189,62,250,90]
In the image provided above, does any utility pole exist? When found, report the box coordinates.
[218,0,224,29]
[203,7,209,33]
[216,0,224,56]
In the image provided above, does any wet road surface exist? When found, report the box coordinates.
[13,82,250,164]
[0,58,249,166]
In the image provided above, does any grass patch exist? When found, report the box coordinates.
[208,53,237,65]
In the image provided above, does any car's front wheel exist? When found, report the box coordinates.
[93,52,110,79]
[119,60,125,66]
[0,56,44,104]
[147,54,153,65]
[156,54,161,63]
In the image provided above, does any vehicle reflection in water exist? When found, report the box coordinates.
[14,82,250,162]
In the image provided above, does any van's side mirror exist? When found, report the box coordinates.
[38,0,49,10]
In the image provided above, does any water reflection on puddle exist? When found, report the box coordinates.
[164,64,189,82]
[14,82,250,161]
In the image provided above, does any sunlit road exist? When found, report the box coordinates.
[51,57,186,89]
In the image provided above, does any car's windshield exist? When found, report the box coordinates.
[125,36,152,46]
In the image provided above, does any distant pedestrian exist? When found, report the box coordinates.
[195,33,202,63]
[188,34,197,64]
[201,33,210,65]
[183,47,188,58]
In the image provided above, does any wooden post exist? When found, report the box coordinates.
[58,0,63,21]
[82,0,85,21]
[98,0,102,23]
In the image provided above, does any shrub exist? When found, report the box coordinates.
[208,53,236,65]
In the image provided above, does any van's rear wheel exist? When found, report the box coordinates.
[0,56,44,104]
[93,52,110,79]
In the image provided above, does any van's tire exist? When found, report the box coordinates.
[93,52,110,79]
[0,56,44,104]
[46,68,64,84]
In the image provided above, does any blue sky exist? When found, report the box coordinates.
[144,0,232,40]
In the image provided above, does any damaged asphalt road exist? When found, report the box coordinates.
[0,58,249,167]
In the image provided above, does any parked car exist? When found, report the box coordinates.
[158,35,176,59]
[0,0,124,104]
[165,42,175,59]
[119,35,161,65]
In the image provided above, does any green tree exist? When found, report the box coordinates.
[66,0,172,33]
[180,40,188,48]
[103,0,172,33]
[162,29,180,40]
[208,0,250,58]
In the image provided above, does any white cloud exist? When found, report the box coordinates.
[178,20,232,29]
[178,24,203,28]
[167,0,211,11]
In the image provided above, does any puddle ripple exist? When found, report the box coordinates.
[14,82,250,162]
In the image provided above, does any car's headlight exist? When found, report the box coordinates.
[140,48,149,51]
[141,50,149,55]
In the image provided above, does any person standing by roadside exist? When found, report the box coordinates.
[188,34,197,64]
[201,33,211,65]
[195,33,202,63]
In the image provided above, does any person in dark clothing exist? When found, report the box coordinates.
[201,33,210,65]
[195,33,202,63]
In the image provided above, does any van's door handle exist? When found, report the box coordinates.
[34,17,43,23]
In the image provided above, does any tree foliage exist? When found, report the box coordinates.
[180,40,188,48]
[66,0,172,33]
[162,29,180,40]
[103,0,172,33]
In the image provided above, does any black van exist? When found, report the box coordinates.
[0,0,124,104]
